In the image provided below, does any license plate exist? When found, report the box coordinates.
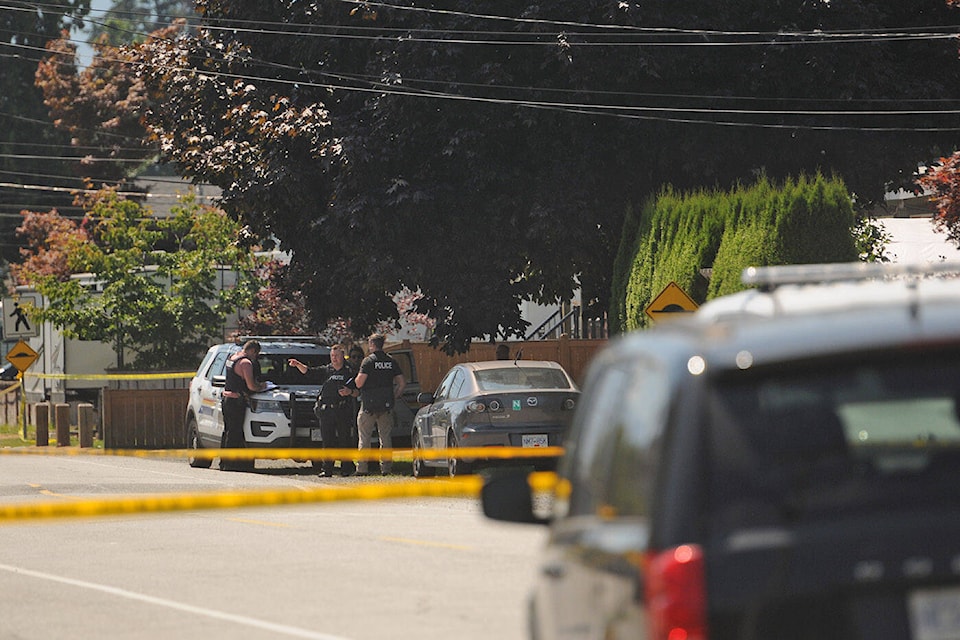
[522,434,548,448]
[311,428,323,442]
[908,587,960,640]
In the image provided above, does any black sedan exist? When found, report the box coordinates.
[411,360,579,477]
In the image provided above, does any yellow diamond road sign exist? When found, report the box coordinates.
[6,339,39,373]
[645,282,699,322]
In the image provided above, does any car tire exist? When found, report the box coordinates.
[187,417,212,468]
[411,428,435,479]
[447,433,473,477]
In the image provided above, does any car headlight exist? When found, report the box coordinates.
[249,398,283,413]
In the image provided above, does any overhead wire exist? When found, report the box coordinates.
[1,2,956,231]
[2,0,960,204]
[9,0,960,37]
[4,37,960,131]
[5,5,960,113]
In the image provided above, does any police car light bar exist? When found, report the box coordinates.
[742,261,960,289]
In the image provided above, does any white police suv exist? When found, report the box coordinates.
[184,337,331,469]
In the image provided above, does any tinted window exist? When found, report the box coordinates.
[434,368,458,401]
[706,351,960,530]
[195,349,216,377]
[391,351,416,384]
[205,350,232,380]
[475,367,570,391]
[257,353,329,385]
[561,358,668,519]
[448,370,466,399]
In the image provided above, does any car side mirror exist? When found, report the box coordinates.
[212,375,226,388]
[416,391,435,404]
[481,470,549,525]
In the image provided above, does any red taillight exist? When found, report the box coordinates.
[644,544,707,640]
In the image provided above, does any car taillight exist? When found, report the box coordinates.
[644,544,707,640]
[465,400,486,413]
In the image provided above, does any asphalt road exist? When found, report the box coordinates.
[0,453,549,640]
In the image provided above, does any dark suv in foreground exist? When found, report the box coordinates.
[483,262,960,640]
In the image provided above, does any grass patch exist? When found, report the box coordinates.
[0,421,97,448]
[0,421,36,447]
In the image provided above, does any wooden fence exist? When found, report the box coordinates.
[0,382,18,426]
[101,388,189,448]
[387,337,608,392]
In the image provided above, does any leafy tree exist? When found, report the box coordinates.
[15,188,260,369]
[126,1,960,350]
[89,0,195,45]
[0,1,91,263]
[35,33,157,187]
[853,217,893,263]
[918,155,960,247]
[236,260,314,336]
[9,207,90,285]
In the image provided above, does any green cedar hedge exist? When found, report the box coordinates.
[614,173,857,332]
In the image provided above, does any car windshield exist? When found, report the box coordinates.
[706,350,960,528]
[257,353,329,385]
[474,367,570,391]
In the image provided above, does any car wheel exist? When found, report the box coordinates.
[447,433,473,477]
[187,417,212,468]
[412,428,435,479]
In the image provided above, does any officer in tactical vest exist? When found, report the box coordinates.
[221,340,266,471]
[354,333,406,476]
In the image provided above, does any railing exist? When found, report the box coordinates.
[538,307,581,340]
[525,305,607,341]
[525,309,564,341]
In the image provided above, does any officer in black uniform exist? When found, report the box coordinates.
[289,344,358,477]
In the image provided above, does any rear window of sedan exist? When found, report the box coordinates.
[475,367,571,391]
[705,349,960,530]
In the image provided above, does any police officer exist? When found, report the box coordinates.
[221,340,266,471]
[354,333,406,476]
[289,345,358,477]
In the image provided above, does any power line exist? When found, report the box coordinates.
[0,141,147,152]
[11,0,960,37]
[7,19,960,111]
[0,181,219,199]
[5,39,960,130]
[0,109,143,142]
[6,3,960,48]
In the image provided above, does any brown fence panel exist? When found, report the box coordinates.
[388,337,608,392]
[102,388,189,448]
[0,383,17,426]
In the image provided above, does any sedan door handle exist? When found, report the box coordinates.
[541,563,565,580]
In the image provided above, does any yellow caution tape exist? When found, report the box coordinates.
[0,472,558,525]
[0,381,21,396]
[0,472,560,524]
[27,372,194,380]
[0,478,478,523]
[0,446,565,461]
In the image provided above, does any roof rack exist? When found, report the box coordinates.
[234,335,328,345]
[742,261,960,290]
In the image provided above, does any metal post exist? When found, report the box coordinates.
[55,403,71,447]
[78,404,94,448]
[35,402,49,447]
[17,372,26,441]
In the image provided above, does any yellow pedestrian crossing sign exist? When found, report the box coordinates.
[6,340,39,373]
[645,282,699,322]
